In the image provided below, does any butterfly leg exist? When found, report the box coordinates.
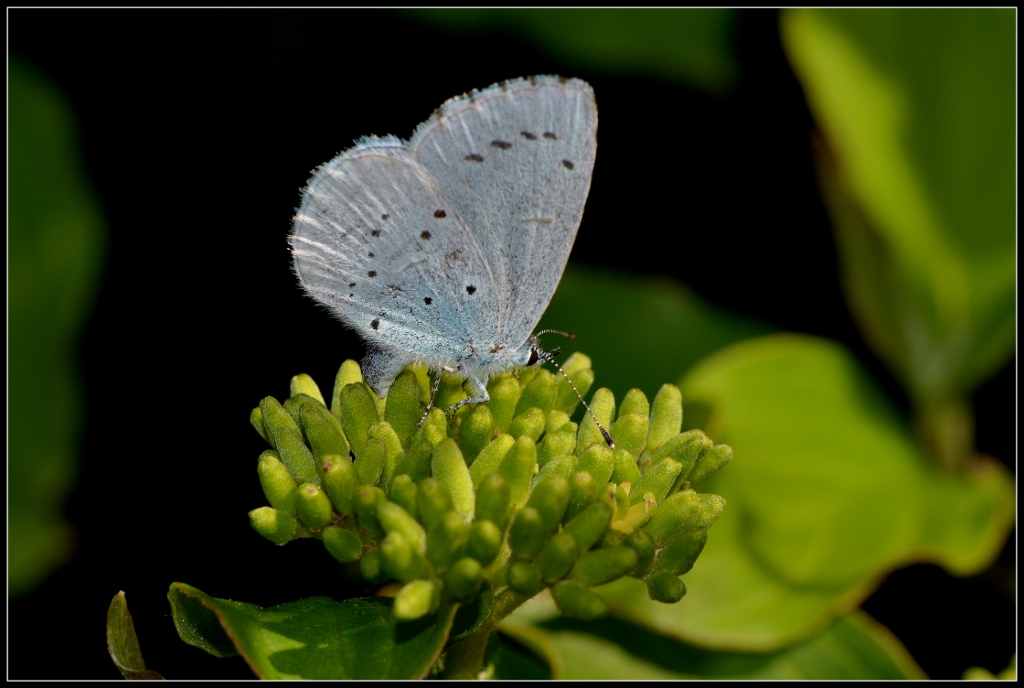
[445,376,490,418]
[417,368,446,427]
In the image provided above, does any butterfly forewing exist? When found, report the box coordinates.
[410,76,597,350]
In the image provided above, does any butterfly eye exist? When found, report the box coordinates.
[526,347,540,367]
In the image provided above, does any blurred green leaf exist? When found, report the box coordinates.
[782,10,1014,430]
[106,591,165,680]
[504,599,925,679]
[405,9,739,92]
[9,58,106,595]
[168,583,456,679]
[599,335,1013,650]
[539,264,773,402]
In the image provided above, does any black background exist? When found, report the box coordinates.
[8,9,1015,680]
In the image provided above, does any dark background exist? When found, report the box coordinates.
[8,9,1015,679]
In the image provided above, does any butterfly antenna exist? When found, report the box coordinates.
[541,350,615,449]
[536,329,576,340]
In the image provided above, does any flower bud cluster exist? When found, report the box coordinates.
[249,353,730,621]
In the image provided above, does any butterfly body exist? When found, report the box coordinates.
[291,76,597,400]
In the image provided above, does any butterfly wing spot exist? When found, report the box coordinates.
[424,297,432,305]
[520,131,537,140]
[368,270,377,278]
[371,318,380,330]
[371,230,381,237]
[420,231,432,240]
[543,131,557,140]
[466,285,476,295]
[562,160,575,170]
[464,153,484,162]
[368,252,375,258]
[434,209,446,218]
[491,140,512,150]
[349,282,356,287]
[381,213,389,220]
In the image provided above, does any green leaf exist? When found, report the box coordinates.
[782,10,1015,411]
[8,58,106,596]
[106,592,164,680]
[404,9,740,92]
[599,335,1013,650]
[539,264,773,402]
[168,582,456,679]
[504,607,926,679]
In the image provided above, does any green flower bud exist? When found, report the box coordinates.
[283,394,314,435]
[551,580,607,620]
[498,436,538,509]
[631,458,682,505]
[465,519,502,565]
[322,456,358,515]
[447,558,483,600]
[535,454,578,484]
[572,546,638,587]
[688,444,733,486]
[613,484,631,520]
[355,485,387,539]
[577,444,614,485]
[508,506,546,559]
[359,548,387,584]
[257,451,298,515]
[296,482,334,529]
[393,579,437,621]
[507,560,544,595]
[378,500,427,555]
[646,570,686,603]
[380,530,423,583]
[384,370,423,448]
[554,363,594,416]
[565,471,601,522]
[469,433,516,487]
[249,507,298,545]
[657,528,708,576]
[261,397,319,486]
[526,476,571,535]
[507,407,546,443]
[434,371,468,415]
[626,530,656,575]
[355,437,387,486]
[564,501,613,551]
[459,405,494,465]
[646,430,710,479]
[698,493,726,529]
[611,413,649,459]
[538,424,577,467]
[323,526,362,563]
[250,406,269,443]
[299,401,350,468]
[331,360,364,420]
[414,407,448,447]
[426,510,466,570]
[617,388,650,419]
[431,439,474,520]
[338,382,380,451]
[622,492,656,532]
[538,531,582,583]
[578,388,615,452]
[368,422,404,488]
[475,473,511,530]
[394,439,433,484]
[545,410,572,435]
[646,384,683,453]
[486,374,521,433]
[290,373,326,405]
[387,474,418,517]
[610,447,641,487]
[515,369,557,416]
[416,478,453,531]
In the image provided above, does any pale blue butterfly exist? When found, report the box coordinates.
[290,75,611,445]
